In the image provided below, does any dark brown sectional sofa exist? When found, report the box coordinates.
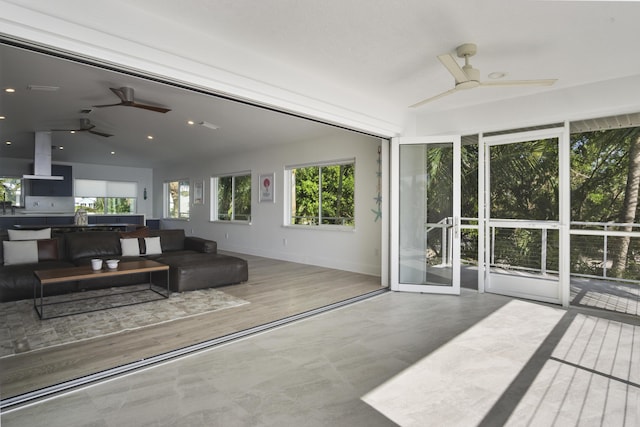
[0,228,248,302]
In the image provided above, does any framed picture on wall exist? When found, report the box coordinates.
[259,173,275,203]
[193,179,205,205]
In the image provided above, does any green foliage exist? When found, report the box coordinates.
[410,127,640,278]
[570,128,639,222]
[292,164,354,226]
[234,175,251,220]
[490,139,559,221]
[0,178,21,206]
[217,175,251,221]
[217,176,232,220]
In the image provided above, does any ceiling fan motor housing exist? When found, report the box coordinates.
[456,43,477,58]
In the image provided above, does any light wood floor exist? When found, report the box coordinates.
[0,253,382,399]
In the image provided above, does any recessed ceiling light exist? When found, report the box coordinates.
[58,146,64,150]
[5,141,11,145]
[147,135,154,140]
[0,116,5,120]
[110,151,116,155]
[4,88,15,93]
[187,120,195,125]
[488,72,506,79]
[70,130,76,134]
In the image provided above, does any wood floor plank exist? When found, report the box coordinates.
[0,253,382,398]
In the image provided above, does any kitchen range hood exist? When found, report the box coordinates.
[22,132,64,180]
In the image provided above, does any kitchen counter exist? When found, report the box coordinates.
[12,223,145,232]
[0,214,145,231]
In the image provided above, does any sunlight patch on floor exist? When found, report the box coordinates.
[361,299,565,427]
[506,314,639,426]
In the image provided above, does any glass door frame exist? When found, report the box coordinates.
[390,136,461,294]
[479,126,571,306]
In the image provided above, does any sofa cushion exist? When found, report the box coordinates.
[120,238,141,256]
[66,231,121,261]
[155,252,248,292]
[184,237,217,254]
[144,236,162,255]
[0,260,77,302]
[8,228,51,241]
[37,239,60,261]
[2,240,38,265]
[149,229,185,252]
[119,227,149,239]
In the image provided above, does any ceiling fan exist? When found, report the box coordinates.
[52,118,113,137]
[410,43,557,108]
[93,87,171,113]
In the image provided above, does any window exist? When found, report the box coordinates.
[74,179,137,214]
[212,172,251,222]
[0,177,23,207]
[165,179,190,219]
[286,159,355,227]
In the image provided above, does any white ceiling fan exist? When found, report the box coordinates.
[410,43,557,108]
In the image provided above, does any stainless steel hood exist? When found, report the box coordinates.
[22,132,64,180]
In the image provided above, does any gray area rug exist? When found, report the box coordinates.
[0,285,249,358]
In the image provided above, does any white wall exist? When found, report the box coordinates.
[154,133,383,276]
[0,157,153,216]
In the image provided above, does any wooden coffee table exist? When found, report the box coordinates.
[34,260,170,319]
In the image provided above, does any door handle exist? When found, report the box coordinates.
[454,216,459,239]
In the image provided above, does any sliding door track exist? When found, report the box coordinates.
[1,287,388,411]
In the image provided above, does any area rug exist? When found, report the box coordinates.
[0,285,249,358]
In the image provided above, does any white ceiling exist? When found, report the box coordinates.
[0,42,346,168]
[1,0,639,167]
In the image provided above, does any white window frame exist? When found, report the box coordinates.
[74,179,137,214]
[163,179,190,220]
[210,171,252,223]
[284,158,355,230]
[0,176,24,207]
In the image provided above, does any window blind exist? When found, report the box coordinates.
[75,179,137,197]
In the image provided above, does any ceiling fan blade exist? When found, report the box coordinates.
[438,53,469,83]
[94,87,170,112]
[93,102,124,108]
[480,79,557,87]
[130,102,171,113]
[89,129,113,137]
[410,87,459,108]
[110,87,128,102]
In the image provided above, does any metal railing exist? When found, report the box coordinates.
[428,217,640,285]
[291,215,354,226]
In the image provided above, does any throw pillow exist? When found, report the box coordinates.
[37,239,59,261]
[8,228,52,241]
[120,238,141,256]
[3,240,39,265]
[144,236,162,255]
